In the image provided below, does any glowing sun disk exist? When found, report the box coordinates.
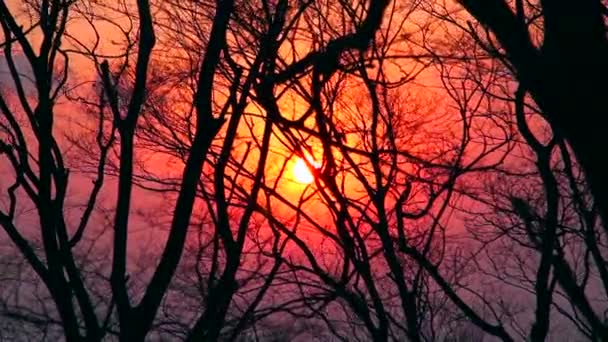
[293,157,320,184]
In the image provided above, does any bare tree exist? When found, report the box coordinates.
[229,2,524,340]
[459,85,608,341]
[449,0,608,226]
[399,4,608,340]
[0,0,390,340]
[2,1,604,341]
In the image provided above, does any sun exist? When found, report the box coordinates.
[293,156,320,184]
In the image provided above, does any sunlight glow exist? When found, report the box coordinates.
[293,156,320,184]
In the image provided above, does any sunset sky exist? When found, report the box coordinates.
[0,0,605,341]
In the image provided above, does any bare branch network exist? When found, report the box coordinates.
[0,0,606,341]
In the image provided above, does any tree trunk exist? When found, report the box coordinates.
[459,0,608,226]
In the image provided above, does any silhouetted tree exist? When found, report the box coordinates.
[452,0,608,226]
[0,0,390,340]
[2,1,605,341]
[241,3,521,340]
[459,85,608,341]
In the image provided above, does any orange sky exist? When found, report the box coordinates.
[0,0,551,273]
